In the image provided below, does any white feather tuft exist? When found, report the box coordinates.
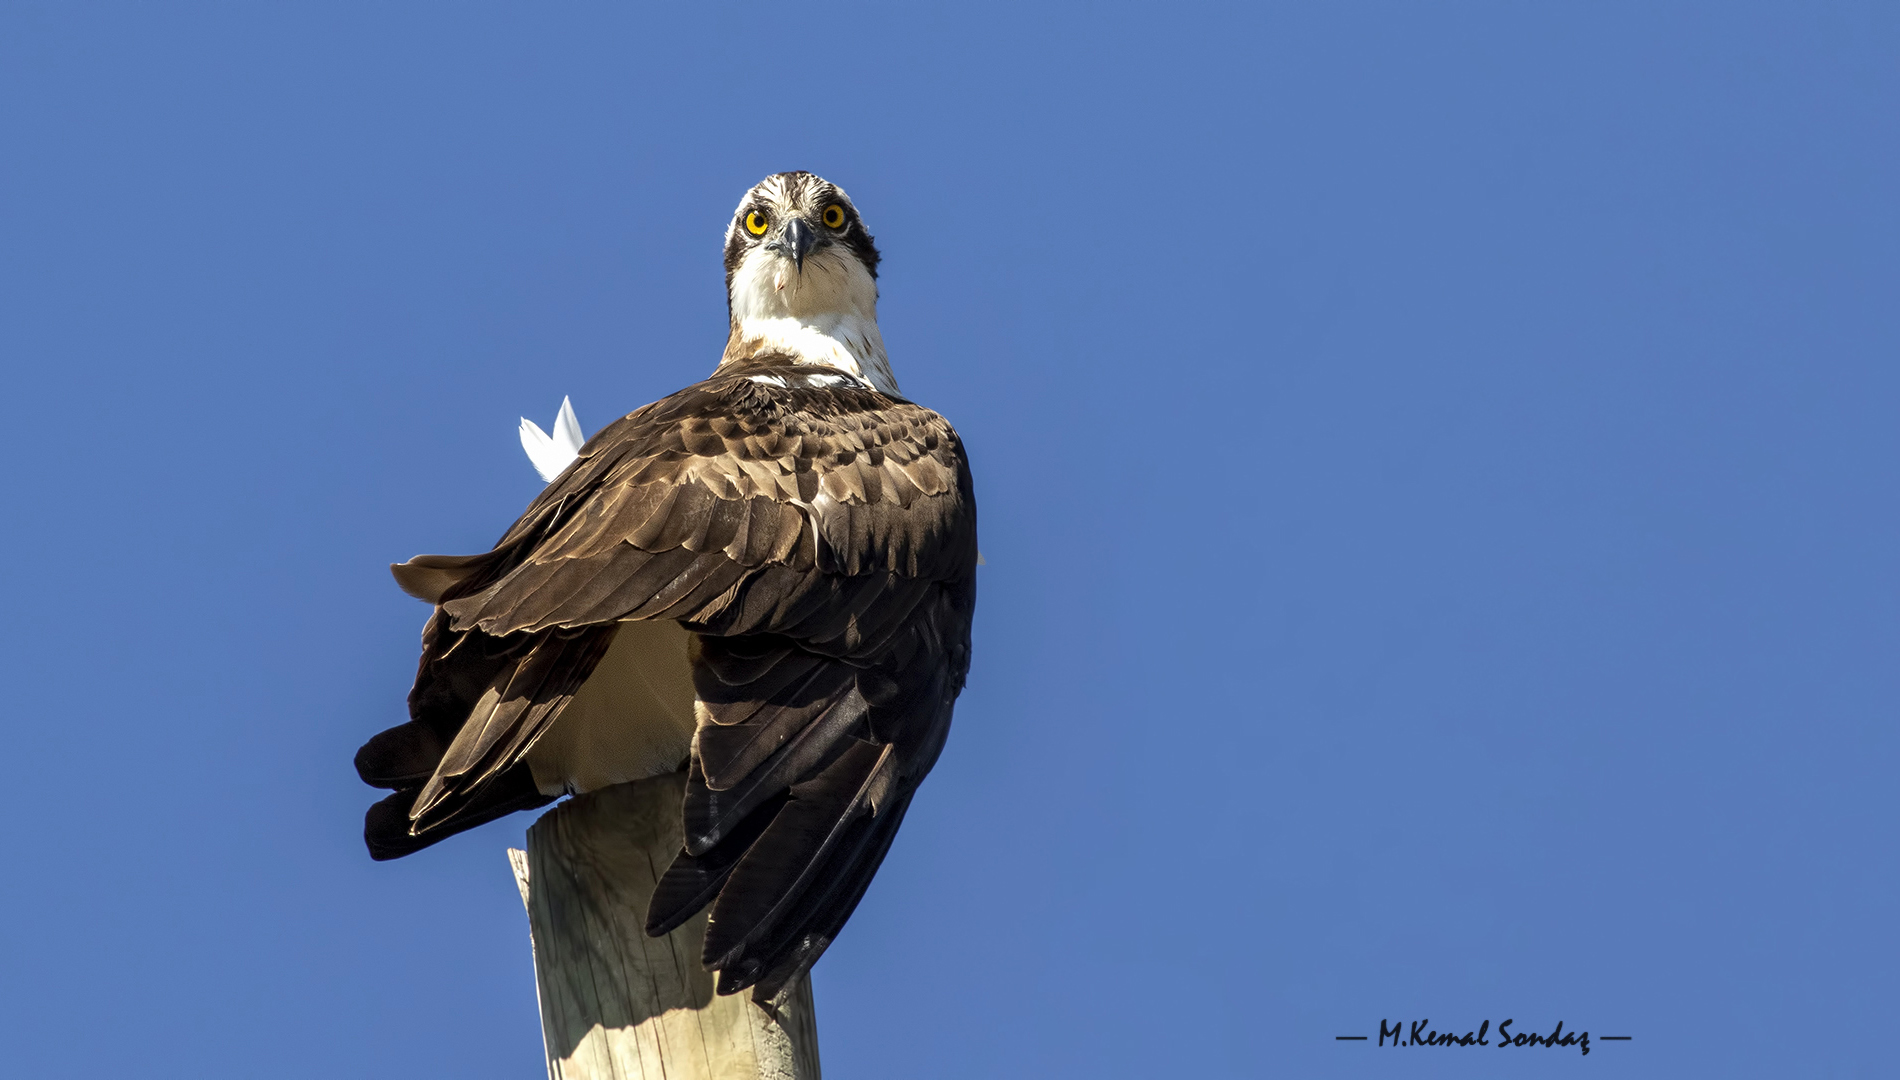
[552,396,583,457]
[519,396,585,483]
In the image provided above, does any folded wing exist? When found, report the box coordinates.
[357,360,976,1000]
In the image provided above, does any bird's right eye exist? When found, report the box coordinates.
[744,211,770,236]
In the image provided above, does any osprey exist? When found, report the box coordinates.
[355,172,977,1001]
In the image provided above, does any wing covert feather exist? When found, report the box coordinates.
[432,363,972,639]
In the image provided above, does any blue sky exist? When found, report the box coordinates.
[1,4,1894,1077]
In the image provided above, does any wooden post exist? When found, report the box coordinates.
[507,772,822,1080]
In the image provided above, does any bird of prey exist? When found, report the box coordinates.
[355,172,978,1001]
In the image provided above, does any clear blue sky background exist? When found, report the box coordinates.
[1,4,1893,1077]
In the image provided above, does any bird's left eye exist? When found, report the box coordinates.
[744,211,770,236]
[822,204,846,229]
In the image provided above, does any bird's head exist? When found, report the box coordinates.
[717,171,898,393]
[724,171,881,329]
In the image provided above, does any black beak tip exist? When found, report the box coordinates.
[783,218,817,271]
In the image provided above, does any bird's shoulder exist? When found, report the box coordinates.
[441,358,973,612]
[599,357,955,467]
[517,358,968,522]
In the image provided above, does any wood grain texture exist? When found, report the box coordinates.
[514,773,821,1080]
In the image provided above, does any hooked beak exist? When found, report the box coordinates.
[771,217,818,271]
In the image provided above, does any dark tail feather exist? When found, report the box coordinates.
[411,627,614,828]
[355,718,452,789]
[362,762,554,861]
[644,791,790,938]
[681,687,869,856]
[701,741,896,988]
[743,789,915,1002]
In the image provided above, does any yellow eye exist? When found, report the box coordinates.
[822,204,846,229]
[744,211,769,236]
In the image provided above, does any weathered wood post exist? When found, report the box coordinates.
[507,771,822,1080]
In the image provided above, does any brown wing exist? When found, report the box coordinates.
[355,358,977,999]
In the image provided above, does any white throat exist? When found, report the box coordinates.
[723,245,900,396]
